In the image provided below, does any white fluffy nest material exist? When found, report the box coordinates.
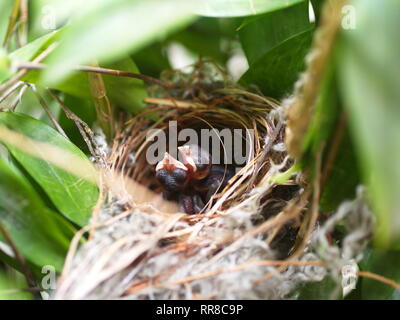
[53,182,373,299]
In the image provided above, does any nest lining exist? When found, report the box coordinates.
[53,62,373,300]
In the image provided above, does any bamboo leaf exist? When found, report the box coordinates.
[358,248,400,300]
[103,58,147,114]
[9,30,61,62]
[239,1,312,65]
[240,29,313,98]
[0,270,33,300]
[339,0,400,247]
[196,0,306,17]
[0,158,73,271]
[0,112,99,226]
[43,0,197,84]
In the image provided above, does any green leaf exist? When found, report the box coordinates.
[102,58,147,113]
[57,94,96,153]
[9,30,61,62]
[132,42,171,78]
[240,29,313,98]
[359,248,400,300]
[167,17,237,65]
[0,158,73,271]
[0,112,99,226]
[43,0,197,84]
[24,71,90,99]
[0,31,61,85]
[299,62,361,212]
[196,0,306,17]
[0,270,33,300]
[239,1,312,65]
[339,0,400,248]
[293,276,341,300]
[169,28,227,64]
[7,29,90,98]
[319,128,361,212]
[310,0,325,23]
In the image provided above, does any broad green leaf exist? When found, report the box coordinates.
[240,29,313,98]
[23,71,90,99]
[132,42,171,78]
[169,28,227,65]
[102,58,147,113]
[339,0,400,248]
[167,17,237,65]
[43,0,198,84]
[0,158,73,271]
[295,276,341,300]
[0,270,32,300]
[196,0,305,17]
[300,62,361,212]
[359,248,400,300]
[239,1,312,65]
[0,112,99,226]
[319,128,361,212]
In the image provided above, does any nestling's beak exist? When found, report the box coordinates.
[178,145,197,173]
[178,145,211,180]
[156,152,188,172]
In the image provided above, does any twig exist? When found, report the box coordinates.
[18,0,29,47]
[15,61,178,89]
[144,97,207,109]
[8,82,29,110]
[321,111,347,187]
[0,221,37,292]
[0,43,57,94]
[0,81,23,105]
[291,143,324,259]
[286,0,346,157]
[88,61,114,140]
[2,0,22,48]
[357,271,400,291]
[48,89,101,161]
[29,84,68,138]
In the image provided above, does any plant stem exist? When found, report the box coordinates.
[2,0,22,48]
[15,62,178,89]
[0,222,37,293]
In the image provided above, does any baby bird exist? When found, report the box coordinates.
[155,144,234,214]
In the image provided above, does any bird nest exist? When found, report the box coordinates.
[53,62,371,300]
